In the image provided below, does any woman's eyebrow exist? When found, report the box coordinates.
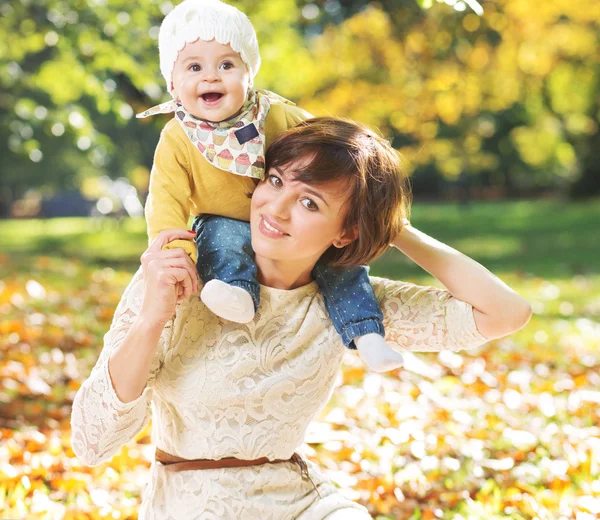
[273,167,329,207]
[303,187,329,208]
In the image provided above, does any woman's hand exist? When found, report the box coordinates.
[139,229,199,327]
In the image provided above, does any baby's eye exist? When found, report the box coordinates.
[189,63,201,72]
[301,198,319,211]
[267,174,282,188]
[220,61,234,70]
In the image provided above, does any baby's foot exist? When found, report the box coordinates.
[355,333,404,372]
[200,279,255,323]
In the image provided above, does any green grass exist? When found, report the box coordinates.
[373,199,600,281]
[2,200,599,519]
[0,216,148,268]
[2,199,598,279]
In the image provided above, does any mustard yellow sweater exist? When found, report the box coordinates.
[145,99,312,260]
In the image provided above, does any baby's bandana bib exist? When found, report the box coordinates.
[137,90,294,180]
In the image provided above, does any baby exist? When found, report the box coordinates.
[138,0,404,372]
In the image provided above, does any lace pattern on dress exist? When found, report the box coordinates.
[72,272,486,518]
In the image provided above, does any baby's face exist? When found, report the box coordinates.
[171,39,250,123]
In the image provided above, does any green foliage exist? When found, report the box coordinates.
[1,0,164,211]
[1,0,599,216]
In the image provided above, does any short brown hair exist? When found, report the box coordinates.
[265,117,411,268]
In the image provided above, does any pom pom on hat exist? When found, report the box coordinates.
[159,0,261,94]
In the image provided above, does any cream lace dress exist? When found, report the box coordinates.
[71,270,487,519]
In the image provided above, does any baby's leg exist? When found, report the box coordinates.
[193,215,259,323]
[313,263,403,372]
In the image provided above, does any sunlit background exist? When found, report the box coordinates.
[1,0,599,518]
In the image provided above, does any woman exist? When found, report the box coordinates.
[71,118,531,519]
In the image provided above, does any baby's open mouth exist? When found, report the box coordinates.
[201,92,223,103]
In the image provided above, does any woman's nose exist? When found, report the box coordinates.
[268,193,292,220]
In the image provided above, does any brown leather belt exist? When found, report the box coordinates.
[155,448,321,497]
[156,448,296,472]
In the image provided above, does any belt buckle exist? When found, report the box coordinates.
[291,453,322,498]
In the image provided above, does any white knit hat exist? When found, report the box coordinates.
[158,0,261,94]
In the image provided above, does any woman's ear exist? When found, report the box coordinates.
[333,225,358,248]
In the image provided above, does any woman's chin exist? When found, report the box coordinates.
[252,241,304,266]
[251,239,281,262]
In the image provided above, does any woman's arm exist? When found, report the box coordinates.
[108,229,199,403]
[391,222,531,340]
[71,230,199,466]
[71,269,158,465]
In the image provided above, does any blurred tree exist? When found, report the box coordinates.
[293,0,599,197]
[1,0,598,216]
[0,0,310,214]
[0,0,164,215]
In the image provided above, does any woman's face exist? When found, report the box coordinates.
[250,158,355,271]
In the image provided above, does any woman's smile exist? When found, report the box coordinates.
[259,215,289,238]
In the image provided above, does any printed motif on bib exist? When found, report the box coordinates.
[137,90,295,180]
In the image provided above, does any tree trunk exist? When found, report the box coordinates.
[570,131,600,199]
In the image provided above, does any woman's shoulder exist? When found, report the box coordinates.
[370,275,419,295]
[370,275,487,348]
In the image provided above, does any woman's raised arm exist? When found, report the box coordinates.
[391,221,531,341]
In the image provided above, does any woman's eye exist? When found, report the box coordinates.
[220,61,233,70]
[267,175,282,188]
[189,64,201,72]
[301,198,319,211]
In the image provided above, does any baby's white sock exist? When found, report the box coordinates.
[355,333,404,372]
[200,279,255,323]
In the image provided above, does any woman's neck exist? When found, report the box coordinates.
[255,257,315,290]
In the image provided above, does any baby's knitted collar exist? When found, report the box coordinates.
[137,90,294,180]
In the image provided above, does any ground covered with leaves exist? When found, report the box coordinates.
[1,203,599,519]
